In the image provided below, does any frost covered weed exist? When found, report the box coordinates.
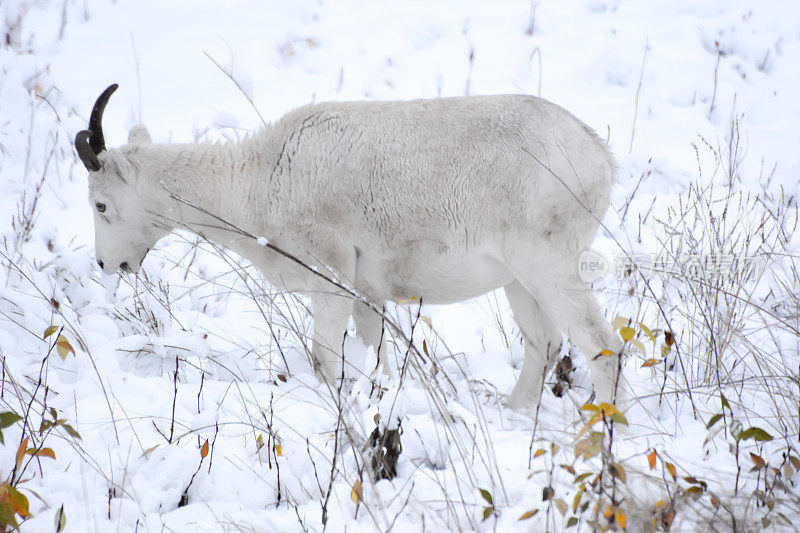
[601,117,800,530]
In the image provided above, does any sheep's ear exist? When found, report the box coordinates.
[128,124,152,145]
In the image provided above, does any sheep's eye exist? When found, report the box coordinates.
[95,202,106,213]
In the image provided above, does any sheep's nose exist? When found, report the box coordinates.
[119,261,129,271]
[97,259,104,269]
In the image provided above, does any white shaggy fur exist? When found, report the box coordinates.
[85,94,623,408]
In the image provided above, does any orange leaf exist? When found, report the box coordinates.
[351,479,363,504]
[598,349,615,357]
[519,509,538,520]
[642,358,660,368]
[603,505,614,518]
[200,440,209,458]
[16,437,28,470]
[647,450,656,470]
[615,510,627,529]
[665,462,677,480]
[5,485,29,518]
[35,448,56,459]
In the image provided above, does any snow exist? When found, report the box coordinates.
[1,0,799,531]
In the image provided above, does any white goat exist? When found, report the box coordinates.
[75,84,623,408]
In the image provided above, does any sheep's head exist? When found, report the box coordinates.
[75,84,169,274]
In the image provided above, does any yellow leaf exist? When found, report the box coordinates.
[630,339,646,355]
[534,448,546,458]
[666,462,677,480]
[574,438,601,460]
[577,403,622,437]
[420,316,432,328]
[256,434,264,451]
[43,325,58,340]
[598,349,615,357]
[647,450,656,470]
[351,479,363,504]
[615,510,627,529]
[519,509,538,520]
[619,326,635,342]
[581,403,600,413]
[55,335,75,360]
[140,445,159,458]
[661,344,671,357]
[54,503,66,532]
[638,322,656,341]
[275,444,282,456]
[597,403,619,416]
[573,487,585,512]
[612,316,629,331]
[200,439,209,458]
[685,486,703,498]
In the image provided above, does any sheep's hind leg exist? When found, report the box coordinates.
[504,280,562,410]
[502,249,624,407]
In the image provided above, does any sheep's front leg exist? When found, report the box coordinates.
[309,294,353,384]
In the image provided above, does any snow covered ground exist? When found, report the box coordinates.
[1,0,799,531]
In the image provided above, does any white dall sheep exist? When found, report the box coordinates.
[75,84,624,408]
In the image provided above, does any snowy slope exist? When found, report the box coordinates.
[1,0,799,531]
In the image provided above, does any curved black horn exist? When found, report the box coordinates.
[75,130,101,171]
[88,83,119,154]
